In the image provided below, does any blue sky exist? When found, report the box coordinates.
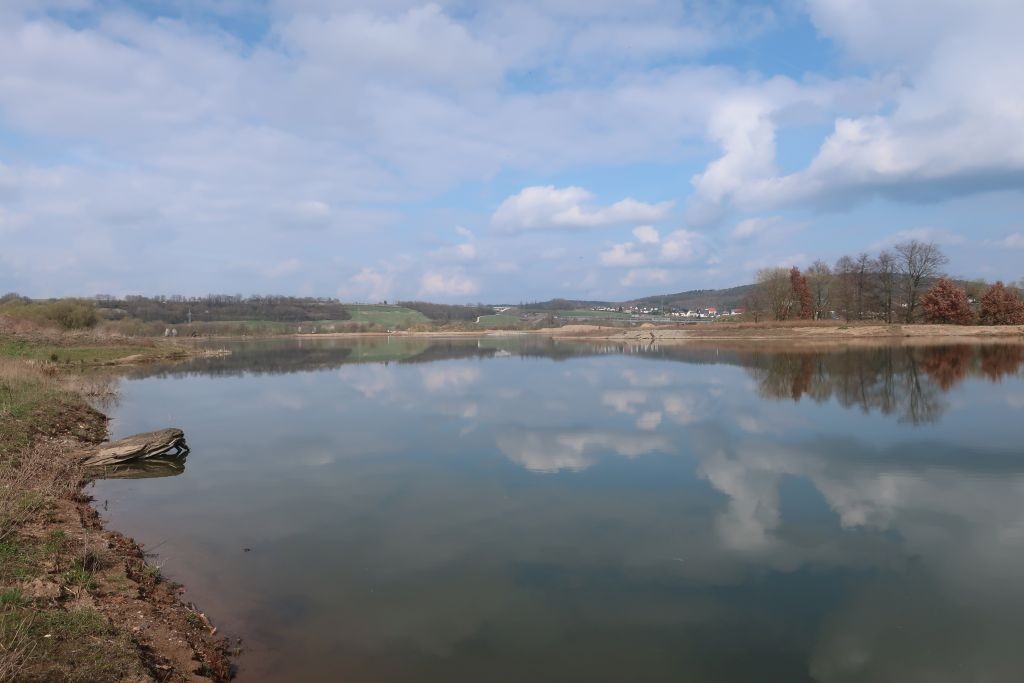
[1,0,1023,302]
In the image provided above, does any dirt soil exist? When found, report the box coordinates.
[1,337,235,682]
[14,421,234,682]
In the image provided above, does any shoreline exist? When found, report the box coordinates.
[1,338,234,681]
[549,322,1024,343]
[183,322,1024,343]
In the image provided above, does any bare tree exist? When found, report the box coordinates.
[895,240,948,322]
[874,250,898,323]
[805,260,832,319]
[756,267,795,320]
[742,287,766,323]
[853,252,873,320]
[833,256,857,321]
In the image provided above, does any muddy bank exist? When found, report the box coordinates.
[1,340,234,681]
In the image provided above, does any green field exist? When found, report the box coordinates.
[344,305,430,327]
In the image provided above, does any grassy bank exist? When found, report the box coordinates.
[1,337,232,681]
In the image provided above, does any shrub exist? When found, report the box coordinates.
[45,300,98,329]
[920,278,974,324]
[979,281,1024,325]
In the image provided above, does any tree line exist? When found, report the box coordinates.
[96,294,352,324]
[396,301,495,321]
[746,239,1024,325]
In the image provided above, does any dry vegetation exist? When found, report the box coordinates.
[0,337,233,682]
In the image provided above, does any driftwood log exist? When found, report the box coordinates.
[80,428,190,468]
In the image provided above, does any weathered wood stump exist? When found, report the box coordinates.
[80,428,190,467]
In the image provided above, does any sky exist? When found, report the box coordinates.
[1,0,1023,303]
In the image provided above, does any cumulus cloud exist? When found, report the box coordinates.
[632,225,660,244]
[689,0,1024,218]
[599,229,705,273]
[492,186,673,232]
[418,270,480,298]
[1,1,1021,297]
[599,242,648,267]
[340,266,395,302]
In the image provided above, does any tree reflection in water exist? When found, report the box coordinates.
[746,345,1024,424]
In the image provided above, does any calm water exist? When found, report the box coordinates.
[92,337,1024,682]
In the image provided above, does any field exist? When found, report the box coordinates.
[345,305,430,327]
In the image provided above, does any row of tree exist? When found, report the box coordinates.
[747,239,1024,324]
[95,295,351,324]
[396,301,495,321]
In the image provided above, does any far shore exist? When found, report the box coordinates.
[548,322,1024,342]
[225,322,1024,344]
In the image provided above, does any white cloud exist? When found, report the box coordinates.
[621,268,671,287]
[340,266,395,302]
[429,242,477,263]
[418,270,479,298]
[988,233,1024,249]
[732,216,778,240]
[280,4,502,89]
[492,186,673,232]
[1,1,1022,297]
[660,229,704,262]
[632,225,660,244]
[599,228,705,272]
[689,0,1024,217]
[599,242,647,267]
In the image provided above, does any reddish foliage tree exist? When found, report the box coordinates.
[979,281,1024,325]
[789,267,814,320]
[921,278,974,324]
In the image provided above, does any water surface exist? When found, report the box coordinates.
[92,337,1024,682]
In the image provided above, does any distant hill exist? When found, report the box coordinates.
[518,285,755,312]
[627,284,755,311]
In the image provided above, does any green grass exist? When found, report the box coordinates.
[0,364,69,454]
[0,339,160,365]
[0,607,147,682]
[345,305,429,327]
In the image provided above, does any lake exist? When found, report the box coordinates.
[91,337,1024,682]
